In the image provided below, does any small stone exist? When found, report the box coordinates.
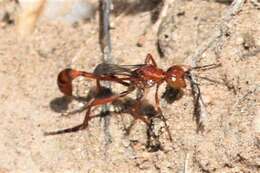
[110,21,115,29]
[242,33,256,50]
[236,36,244,45]
[122,139,130,147]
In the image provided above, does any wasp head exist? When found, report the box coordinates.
[166,65,190,89]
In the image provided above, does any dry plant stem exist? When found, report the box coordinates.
[189,0,245,63]
[137,0,174,46]
[99,0,113,153]
[231,87,257,113]
[99,0,112,63]
[188,0,245,129]
[153,0,174,34]
[183,153,190,173]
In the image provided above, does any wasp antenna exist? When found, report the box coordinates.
[190,63,221,71]
[195,75,225,85]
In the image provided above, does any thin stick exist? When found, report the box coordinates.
[137,0,174,46]
[188,0,245,130]
[99,0,112,63]
[189,0,246,63]
[99,0,113,156]
[153,0,174,34]
[183,153,190,173]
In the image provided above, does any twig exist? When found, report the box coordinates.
[189,0,245,63]
[183,153,190,173]
[99,0,112,63]
[231,87,257,113]
[153,0,174,34]
[137,0,174,46]
[188,0,245,130]
[99,0,113,157]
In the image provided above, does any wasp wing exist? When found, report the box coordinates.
[93,63,144,76]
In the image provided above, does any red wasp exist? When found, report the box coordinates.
[45,54,217,139]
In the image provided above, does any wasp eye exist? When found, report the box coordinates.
[171,76,176,81]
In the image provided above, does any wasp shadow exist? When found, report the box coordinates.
[112,97,157,118]
[112,97,164,152]
[49,96,73,113]
[162,84,184,104]
[50,86,163,152]
[49,85,113,113]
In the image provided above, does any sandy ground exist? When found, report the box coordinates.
[0,0,259,173]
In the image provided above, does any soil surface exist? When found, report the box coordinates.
[0,0,259,173]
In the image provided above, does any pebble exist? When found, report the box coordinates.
[236,36,244,45]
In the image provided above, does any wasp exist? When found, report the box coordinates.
[45,53,218,140]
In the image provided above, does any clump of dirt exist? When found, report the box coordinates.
[0,0,259,172]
